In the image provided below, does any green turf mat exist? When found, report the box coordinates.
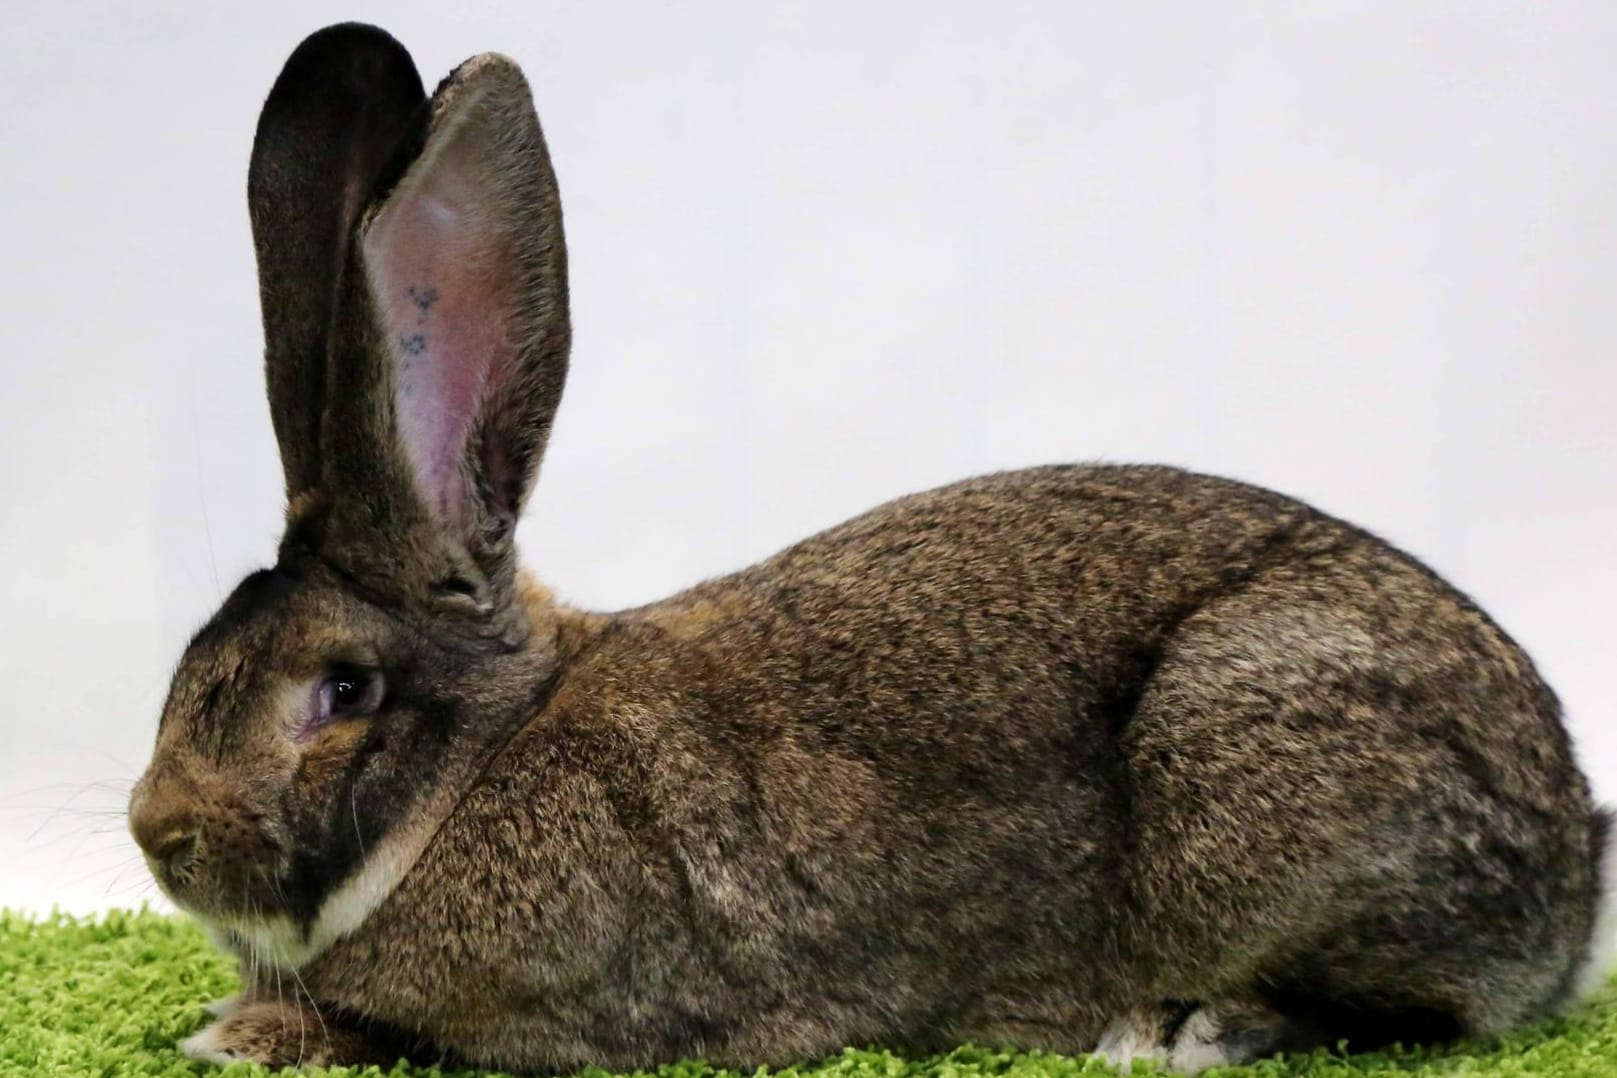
[2,909,1612,1077]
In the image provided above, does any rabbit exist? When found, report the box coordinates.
[126,21,1615,1075]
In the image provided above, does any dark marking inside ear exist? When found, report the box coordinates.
[407,285,439,315]
[369,173,519,527]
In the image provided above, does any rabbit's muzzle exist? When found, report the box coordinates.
[128,762,288,918]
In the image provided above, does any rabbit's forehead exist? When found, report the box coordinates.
[197,566,385,656]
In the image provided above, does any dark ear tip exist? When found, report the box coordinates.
[282,22,413,72]
[260,23,424,129]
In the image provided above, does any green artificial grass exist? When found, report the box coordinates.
[2,910,1613,1078]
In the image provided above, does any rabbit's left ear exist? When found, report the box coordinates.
[321,54,570,600]
[249,24,426,506]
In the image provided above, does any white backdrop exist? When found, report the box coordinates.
[1,1,1613,913]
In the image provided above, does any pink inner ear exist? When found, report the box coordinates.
[364,153,516,528]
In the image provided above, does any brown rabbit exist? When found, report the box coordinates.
[127,22,1614,1074]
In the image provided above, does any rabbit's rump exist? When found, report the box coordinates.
[602,464,1605,1069]
[1111,547,1597,1067]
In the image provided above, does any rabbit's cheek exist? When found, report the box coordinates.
[295,714,374,766]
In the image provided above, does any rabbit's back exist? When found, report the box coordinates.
[666,463,1599,1032]
[320,464,1605,1070]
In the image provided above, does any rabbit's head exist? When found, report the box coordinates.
[128,24,570,962]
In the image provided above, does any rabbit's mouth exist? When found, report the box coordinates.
[147,829,339,970]
[140,825,296,926]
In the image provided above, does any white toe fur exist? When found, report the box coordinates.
[180,1022,245,1065]
[1165,1009,1236,1073]
[1095,1013,1168,1067]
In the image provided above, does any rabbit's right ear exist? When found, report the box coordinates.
[248,24,425,503]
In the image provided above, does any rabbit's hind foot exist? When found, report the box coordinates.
[1094,997,1301,1074]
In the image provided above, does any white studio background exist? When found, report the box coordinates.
[1,1,1613,914]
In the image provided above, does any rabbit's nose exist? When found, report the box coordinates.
[128,787,202,877]
[150,830,201,877]
[131,814,204,882]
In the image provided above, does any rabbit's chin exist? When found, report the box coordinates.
[199,823,431,972]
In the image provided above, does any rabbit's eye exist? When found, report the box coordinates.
[330,673,371,711]
[310,665,385,732]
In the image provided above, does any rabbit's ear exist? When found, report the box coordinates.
[248,24,425,503]
[329,53,570,590]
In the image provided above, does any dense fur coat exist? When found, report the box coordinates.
[128,23,1615,1075]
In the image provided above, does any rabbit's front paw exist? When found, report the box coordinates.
[181,999,387,1069]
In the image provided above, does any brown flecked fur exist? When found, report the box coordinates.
[128,22,1610,1075]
